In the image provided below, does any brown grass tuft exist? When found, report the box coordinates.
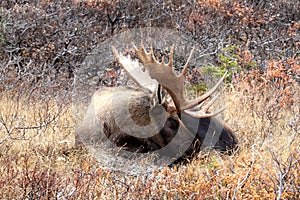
[1,68,299,199]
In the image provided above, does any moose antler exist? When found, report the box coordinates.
[111,46,158,94]
[132,43,227,118]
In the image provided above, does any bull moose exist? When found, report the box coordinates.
[75,43,237,165]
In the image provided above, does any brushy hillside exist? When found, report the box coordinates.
[0,69,298,199]
[0,0,299,199]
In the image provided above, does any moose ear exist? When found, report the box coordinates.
[111,46,158,94]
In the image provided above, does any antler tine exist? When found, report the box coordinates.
[168,45,175,67]
[182,71,228,110]
[181,46,195,77]
[184,93,226,118]
[111,45,157,93]
[185,106,226,118]
[132,42,160,65]
[132,43,186,112]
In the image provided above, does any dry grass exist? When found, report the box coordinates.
[0,77,299,199]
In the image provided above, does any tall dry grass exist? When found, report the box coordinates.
[0,69,299,199]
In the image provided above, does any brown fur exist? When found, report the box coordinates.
[75,86,237,164]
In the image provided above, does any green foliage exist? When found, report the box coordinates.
[218,45,240,73]
[201,45,256,83]
[207,156,220,170]
[216,45,241,81]
[194,83,207,94]
[186,83,208,96]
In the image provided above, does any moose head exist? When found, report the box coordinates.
[75,43,237,165]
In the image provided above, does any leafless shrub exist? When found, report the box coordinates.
[0,0,299,198]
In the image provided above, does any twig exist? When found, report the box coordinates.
[232,144,256,200]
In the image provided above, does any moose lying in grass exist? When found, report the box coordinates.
[75,43,237,165]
